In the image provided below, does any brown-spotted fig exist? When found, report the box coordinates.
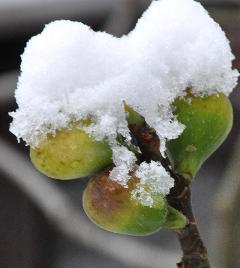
[83,168,169,235]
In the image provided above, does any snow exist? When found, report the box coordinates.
[132,161,174,207]
[9,0,238,206]
[10,0,238,148]
[110,146,137,186]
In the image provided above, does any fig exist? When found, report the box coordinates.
[166,93,233,180]
[83,168,168,235]
[30,125,112,180]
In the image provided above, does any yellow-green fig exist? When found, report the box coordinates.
[30,126,112,180]
[166,93,233,180]
[83,168,168,235]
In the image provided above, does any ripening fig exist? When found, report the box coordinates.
[30,125,112,180]
[83,168,168,235]
[166,93,233,180]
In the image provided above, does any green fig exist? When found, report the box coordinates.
[166,93,233,180]
[83,168,168,235]
[30,125,112,180]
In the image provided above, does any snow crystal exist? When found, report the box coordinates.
[132,161,174,207]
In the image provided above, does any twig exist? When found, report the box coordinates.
[127,112,211,268]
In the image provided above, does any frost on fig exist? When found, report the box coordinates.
[109,146,137,186]
[132,162,174,207]
[9,0,238,206]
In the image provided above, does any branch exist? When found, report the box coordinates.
[126,111,211,268]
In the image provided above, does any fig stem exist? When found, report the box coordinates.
[126,111,211,268]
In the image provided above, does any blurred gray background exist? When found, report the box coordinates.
[0,1,240,267]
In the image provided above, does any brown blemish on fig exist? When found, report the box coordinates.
[88,169,139,215]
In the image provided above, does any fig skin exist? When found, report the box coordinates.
[83,169,168,236]
[166,93,233,180]
[30,126,112,180]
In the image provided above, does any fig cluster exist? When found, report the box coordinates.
[30,92,233,235]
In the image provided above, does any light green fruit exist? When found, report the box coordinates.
[30,126,112,180]
[83,169,168,236]
[166,93,233,180]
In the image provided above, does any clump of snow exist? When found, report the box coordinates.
[83,111,131,145]
[9,0,238,205]
[109,146,137,186]
[10,0,238,148]
[131,187,155,208]
[132,161,174,207]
